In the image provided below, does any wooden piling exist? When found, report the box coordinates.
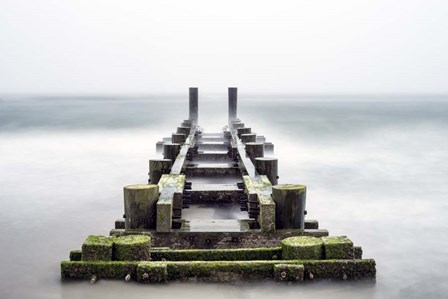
[149,159,172,184]
[228,87,238,120]
[124,184,159,229]
[177,126,190,136]
[189,88,198,123]
[172,133,186,144]
[245,142,264,164]
[272,184,307,229]
[237,127,252,138]
[163,143,181,161]
[255,157,278,185]
[241,133,256,144]
[232,123,245,130]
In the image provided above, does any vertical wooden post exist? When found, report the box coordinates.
[228,87,238,121]
[189,87,198,123]
[149,159,172,184]
[172,133,186,144]
[245,142,264,164]
[177,126,190,136]
[123,184,159,229]
[255,157,278,185]
[163,143,181,161]
[237,127,252,138]
[241,133,256,144]
[272,184,307,229]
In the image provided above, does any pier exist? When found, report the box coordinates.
[61,88,376,283]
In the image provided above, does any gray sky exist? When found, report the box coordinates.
[1,0,447,94]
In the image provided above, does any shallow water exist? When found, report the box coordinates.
[0,95,447,298]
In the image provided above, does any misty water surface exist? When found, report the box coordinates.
[0,95,447,298]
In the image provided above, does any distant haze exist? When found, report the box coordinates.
[1,0,448,95]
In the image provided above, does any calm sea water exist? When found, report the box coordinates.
[0,95,447,298]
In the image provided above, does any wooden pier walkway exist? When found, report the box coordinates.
[61,88,376,283]
[111,87,328,249]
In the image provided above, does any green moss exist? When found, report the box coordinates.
[303,259,376,280]
[165,260,276,281]
[113,235,151,261]
[150,247,282,261]
[137,262,168,283]
[82,235,115,261]
[61,259,376,282]
[61,261,138,280]
[274,184,306,192]
[84,235,114,246]
[69,250,82,261]
[281,236,324,260]
[322,236,354,259]
[354,246,363,259]
[273,264,304,282]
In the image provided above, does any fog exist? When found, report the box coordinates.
[1,0,448,95]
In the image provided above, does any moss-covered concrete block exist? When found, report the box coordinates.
[114,235,151,261]
[354,246,363,259]
[303,259,376,280]
[166,260,275,281]
[60,259,376,282]
[69,250,82,261]
[82,235,115,261]
[322,236,354,259]
[137,262,168,283]
[61,261,137,280]
[150,247,282,261]
[281,236,323,260]
[274,264,304,282]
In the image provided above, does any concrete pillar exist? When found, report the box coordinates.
[163,143,181,161]
[237,127,251,138]
[241,133,256,144]
[177,126,190,136]
[245,142,264,164]
[228,87,238,120]
[124,184,159,229]
[272,184,307,229]
[255,157,278,185]
[172,133,186,144]
[149,159,172,184]
[189,87,198,123]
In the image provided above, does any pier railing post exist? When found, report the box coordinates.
[172,133,186,144]
[228,87,238,121]
[272,184,307,229]
[163,143,181,161]
[189,87,198,124]
[241,133,256,144]
[149,159,172,184]
[255,157,278,185]
[237,127,251,138]
[245,142,264,164]
[124,184,159,229]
